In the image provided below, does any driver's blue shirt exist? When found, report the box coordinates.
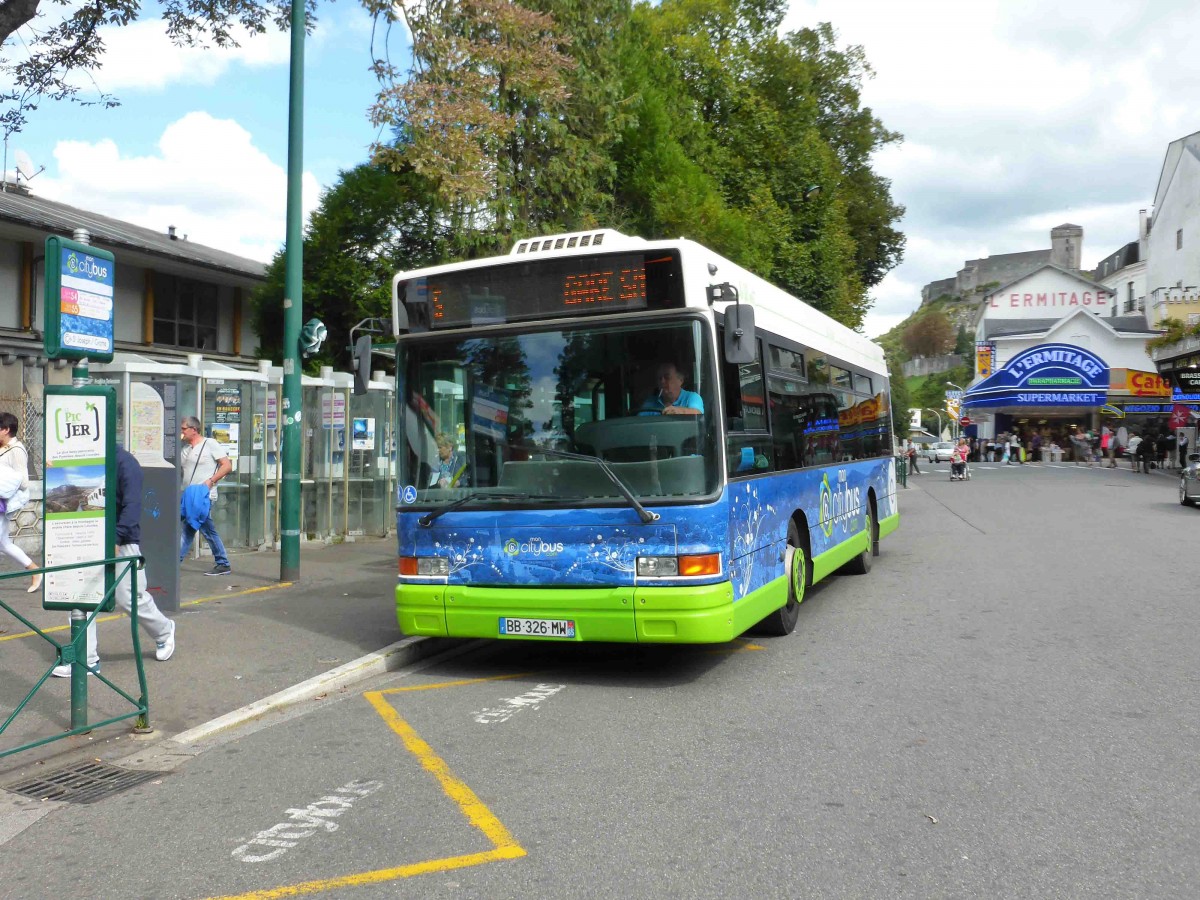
[639,389,704,415]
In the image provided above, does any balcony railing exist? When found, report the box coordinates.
[1150,333,1200,361]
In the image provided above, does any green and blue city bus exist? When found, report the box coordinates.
[391,230,898,642]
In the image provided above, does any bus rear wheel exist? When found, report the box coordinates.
[756,521,808,636]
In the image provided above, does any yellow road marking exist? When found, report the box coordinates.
[0,582,292,643]
[706,638,765,654]
[204,674,528,900]
[202,848,524,900]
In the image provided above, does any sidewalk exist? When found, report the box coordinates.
[0,537,447,783]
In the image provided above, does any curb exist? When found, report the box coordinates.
[169,634,463,747]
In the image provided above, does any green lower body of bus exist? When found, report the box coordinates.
[397,511,896,643]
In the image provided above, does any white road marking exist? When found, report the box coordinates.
[231,779,383,863]
[473,684,566,725]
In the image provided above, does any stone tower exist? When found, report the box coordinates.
[1050,223,1083,270]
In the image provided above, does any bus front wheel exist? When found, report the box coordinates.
[756,520,808,636]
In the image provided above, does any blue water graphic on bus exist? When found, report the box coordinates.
[400,457,895,598]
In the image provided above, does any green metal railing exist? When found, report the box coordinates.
[0,555,150,759]
[895,454,908,488]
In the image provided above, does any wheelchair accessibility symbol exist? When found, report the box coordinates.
[401,485,418,504]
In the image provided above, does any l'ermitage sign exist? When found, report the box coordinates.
[44,236,115,363]
[42,386,116,611]
[963,344,1109,408]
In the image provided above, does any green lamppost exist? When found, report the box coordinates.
[280,0,306,582]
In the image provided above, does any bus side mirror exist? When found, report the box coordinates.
[723,303,756,365]
[352,333,372,396]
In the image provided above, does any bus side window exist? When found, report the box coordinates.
[722,332,773,476]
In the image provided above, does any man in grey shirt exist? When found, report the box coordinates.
[179,416,234,575]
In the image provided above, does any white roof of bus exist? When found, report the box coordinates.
[393,229,886,377]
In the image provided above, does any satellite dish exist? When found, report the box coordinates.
[14,149,44,183]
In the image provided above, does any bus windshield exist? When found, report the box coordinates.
[400,318,720,505]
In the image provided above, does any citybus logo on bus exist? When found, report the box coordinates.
[503,537,565,557]
[819,470,861,538]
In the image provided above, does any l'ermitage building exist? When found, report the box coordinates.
[918,132,1200,448]
[0,182,396,559]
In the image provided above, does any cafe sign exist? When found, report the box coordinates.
[1110,369,1171,397]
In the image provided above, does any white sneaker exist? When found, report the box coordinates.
[156,620,176,662]
[52,662,100,678]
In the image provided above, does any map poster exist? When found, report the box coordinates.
[42,386,116,612]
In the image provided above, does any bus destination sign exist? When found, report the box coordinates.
[401,251,678,330]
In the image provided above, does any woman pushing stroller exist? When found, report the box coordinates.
[950,437,971,481]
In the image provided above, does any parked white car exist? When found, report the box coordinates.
[927,441,954,463]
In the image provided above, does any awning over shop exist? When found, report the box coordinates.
[963,343,1108,408]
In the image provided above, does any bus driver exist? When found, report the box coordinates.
[640,362,704,416]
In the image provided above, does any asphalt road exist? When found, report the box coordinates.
[2,460,1197,899]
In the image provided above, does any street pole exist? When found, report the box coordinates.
[925,408,943,440]
[280,2,305,582]
[946,381,964,442]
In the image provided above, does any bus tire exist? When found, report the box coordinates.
[756,520,808,636]
[841,509,874,575]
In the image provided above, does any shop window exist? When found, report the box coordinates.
[154,273,219,350]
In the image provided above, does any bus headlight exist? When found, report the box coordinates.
[399,557,449,576]
[637,556,678,577]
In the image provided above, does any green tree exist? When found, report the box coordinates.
[250,162,448,369]
[370,0,630,252]
[885,350,910,444]
[954,325,973,357]
[612,0,903,328]
[902,309,954,358]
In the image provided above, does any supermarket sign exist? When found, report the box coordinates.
[963,343,1109,408]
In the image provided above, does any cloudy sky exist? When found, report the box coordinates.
[5,1,1200,336]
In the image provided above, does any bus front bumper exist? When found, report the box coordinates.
[397,580,742,644]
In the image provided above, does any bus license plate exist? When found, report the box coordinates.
[498,617,576,638]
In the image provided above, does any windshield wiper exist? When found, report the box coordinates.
[538,448,660,524]
[416,491,532,527]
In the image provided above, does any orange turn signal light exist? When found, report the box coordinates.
[677,553,721,576]
[398,556,418,576]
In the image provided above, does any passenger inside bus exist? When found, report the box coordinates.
[639,361,705,416]
[430,432,469,488]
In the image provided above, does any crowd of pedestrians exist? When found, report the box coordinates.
[906,424,1192,473]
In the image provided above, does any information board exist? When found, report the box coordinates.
[42,386,116,611]
[43,236,115,362]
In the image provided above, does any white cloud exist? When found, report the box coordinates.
[54,21,291,93]
[39,112,319,262]
[783,0,1200,338]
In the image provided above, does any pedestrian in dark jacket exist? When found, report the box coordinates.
[52,447,177,676]
[1136,433,1153,473]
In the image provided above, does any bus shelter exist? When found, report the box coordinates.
[264,365,396,544]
